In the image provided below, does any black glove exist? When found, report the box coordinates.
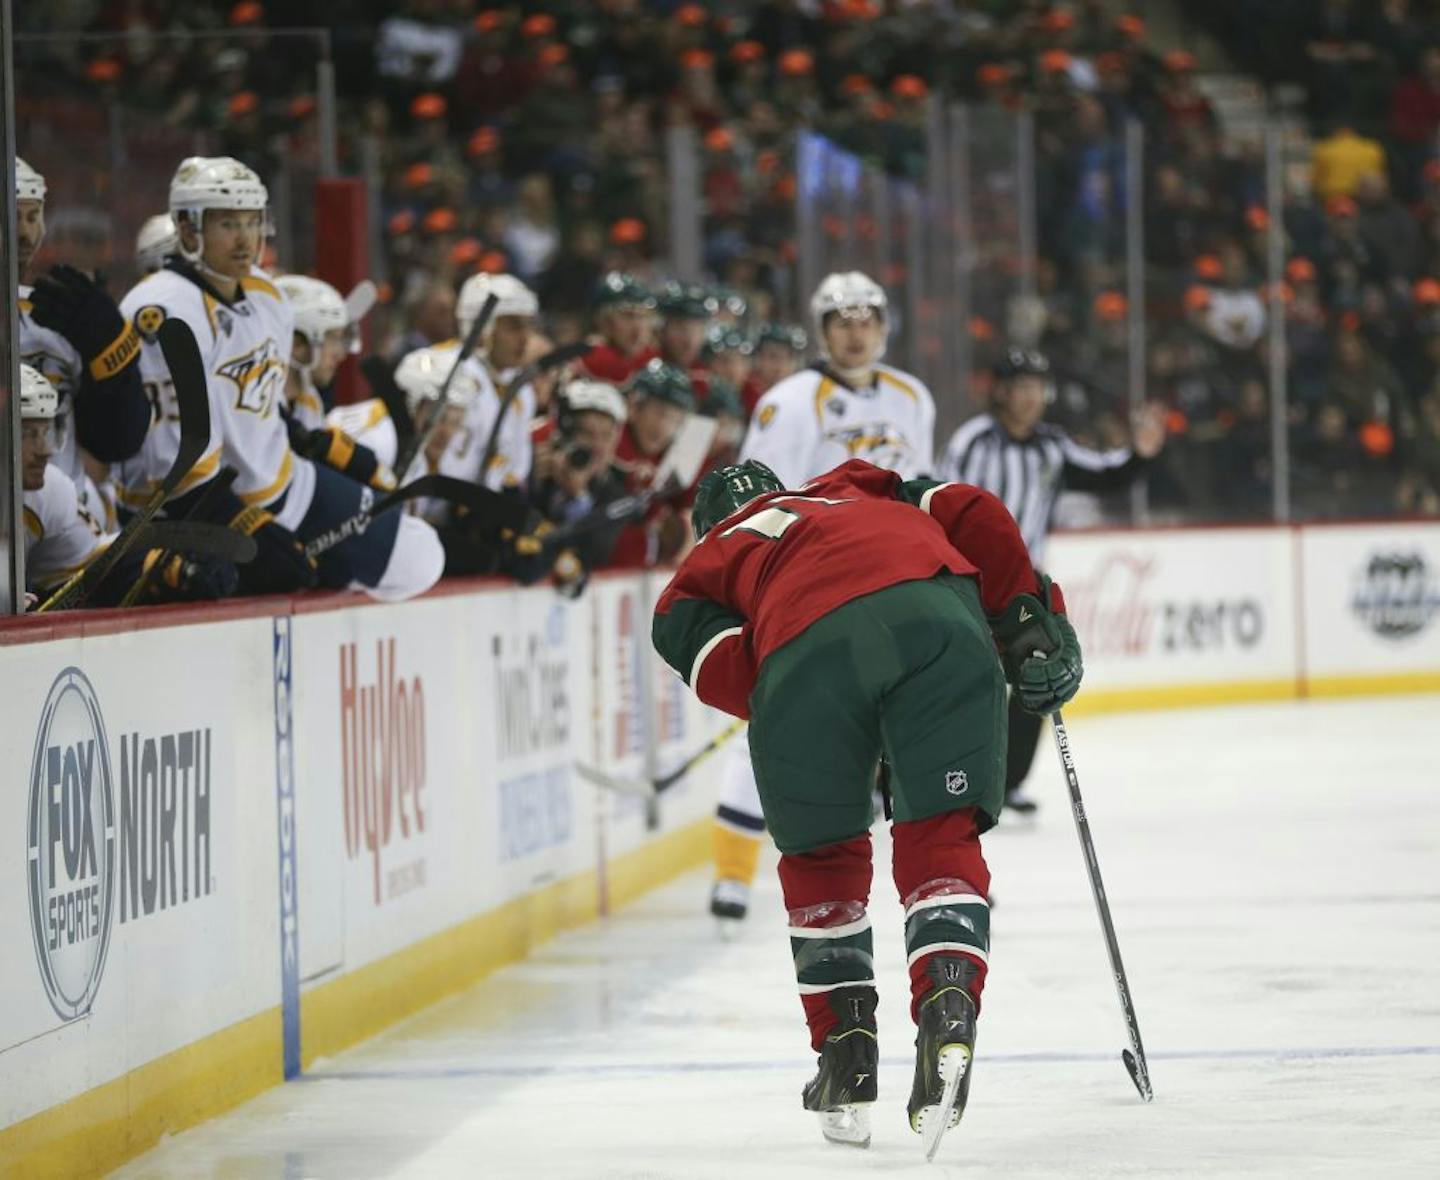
[229,506,319,594]
[293,424,396,492]
[145,551,240,602]
[28,265,140,380]
[988,575,1083,715]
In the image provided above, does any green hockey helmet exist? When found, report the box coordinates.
[657,280,716,320]
[629,358,696,411]
[593,271,654,311]
[702,325,753,359]
[692,460,785,539]
[755,322,808,353]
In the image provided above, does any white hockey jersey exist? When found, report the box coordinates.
[326,399,400,471]
[402,344,534,493]
[740,362,936,488]
[23,463,114,591]
[118,265,306,511]
[288,372,327,432]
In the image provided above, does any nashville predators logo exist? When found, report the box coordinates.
[134,305,167,341]
[217,339,286,417]
[757,404,777,430]
[831,424,909,460]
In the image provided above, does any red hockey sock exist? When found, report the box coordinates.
[779,834,874,1050]
[892,809,992,1024]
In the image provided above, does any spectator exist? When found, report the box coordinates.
[502,174,561,283]
[1311,121,1387,201]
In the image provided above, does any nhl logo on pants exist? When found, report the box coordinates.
[945,770,968,796]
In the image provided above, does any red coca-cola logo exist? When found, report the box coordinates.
[1062,551,1158,659]
[340,639,427,906]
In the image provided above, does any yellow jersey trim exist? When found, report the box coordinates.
[237,448,294,506]
[812,376,836,426]
[877,370,919,402]
[240,274,282,301]
[23,506,43,541]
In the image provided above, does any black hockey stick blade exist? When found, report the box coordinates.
[131,520,258,565]
[38,319,213,611]
[1123,1049,1152,1103]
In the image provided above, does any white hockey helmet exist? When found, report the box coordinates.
[19,363,59,419]
[278,274,357,374]
[15,156,46,203]
[810,270,888,355]
[394,345,482,414]
[135,213,179,274]
[457,272,539,339]
[168,156,269,259]
[560,378,627,425]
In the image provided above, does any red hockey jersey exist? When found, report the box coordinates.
[579,343,650,385]
[652,459,1063,718]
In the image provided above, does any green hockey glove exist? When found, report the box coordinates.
[988,576,1083,715]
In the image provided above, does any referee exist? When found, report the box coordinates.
[941,348,1166,813]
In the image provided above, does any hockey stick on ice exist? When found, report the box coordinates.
[1050,709,1154,1102]
[392,292,498,480]
[304,474,529,558]
[573,718,747,799]
[38,318,213,612]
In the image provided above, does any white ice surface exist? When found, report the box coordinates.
[110,696,1440,1179]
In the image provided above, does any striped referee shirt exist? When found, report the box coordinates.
[940,414,1148,563]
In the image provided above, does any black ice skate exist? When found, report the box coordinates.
[801,986,878,1148]
[908,956,979,1161]
[1003,786,1039,815]
[709,879,749,937]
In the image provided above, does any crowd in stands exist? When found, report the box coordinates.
[12,0,1440,544]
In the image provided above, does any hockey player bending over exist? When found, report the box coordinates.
[708,271,936,925]
[119,156,442,602]
[653,458,1082,1154]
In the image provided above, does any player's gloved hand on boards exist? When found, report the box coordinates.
[28,265,140,379]
[290,423,397,492]
[989,575,1083,715]
[228,505,319,593]
[141,549,239,601]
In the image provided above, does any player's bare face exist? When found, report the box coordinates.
[20,419,54,491]
[824,311,884,372]
[752,343,797,390]
[662,318,706,367]
[711,350,750,386]
[312,330,349,387]
[489,316,532,370]
[997,375,1048,437]
[632,397,685,456]
[16,200,45,275]
[199,209,263,281]
[608,306,650,354]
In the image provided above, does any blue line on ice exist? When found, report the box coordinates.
[296,1044,1440,1083]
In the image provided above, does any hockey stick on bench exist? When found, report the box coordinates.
[392,292,498,480]
[304,473,530,558]
[38,318,213,612]
[573,718,747,799]
[477,341,589,480]
[1050,709,1154,1102]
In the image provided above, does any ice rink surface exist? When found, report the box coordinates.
[110,696,1440,1179]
